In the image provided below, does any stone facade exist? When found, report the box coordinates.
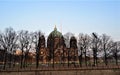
[38,27,78,63]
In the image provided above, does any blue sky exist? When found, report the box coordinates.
[0,0,120,40]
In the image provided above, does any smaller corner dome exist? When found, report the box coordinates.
[49,26,62,38]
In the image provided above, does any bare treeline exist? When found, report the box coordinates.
[0,27,120,69]
[0,27,42,69]
[64,32,120,67]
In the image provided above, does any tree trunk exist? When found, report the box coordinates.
[115,44,118,66]
[3,51,7,70]
[13,55,15,68]
[20,50,24,68]
[93,48,97,66]
[74,49,76,67]
[23,52,28,68]
[85,48,87,66]
[115,53,118,65]
[36,47,39,68]
[104,44,108,66]
[79,55,82,67]
[79,47,83,67]
[93,48,95,66]
[9,53,12,68]
[104,51,108,66]
[68,50,70,67]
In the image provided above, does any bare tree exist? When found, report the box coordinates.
[78,33,91,66]
[18,30,31,68]
[110,41,120,65]
[113,42,119,65]
[32,31,42,68]
[0,27,18,69]
[100,34,113,66]
[91,33,101,66]
[63,32,74,67]
[0,31,4,61]
[23,32,35,68]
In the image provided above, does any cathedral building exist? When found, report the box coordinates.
[38,26,78,64]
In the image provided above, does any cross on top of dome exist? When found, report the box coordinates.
[54,25,57,31]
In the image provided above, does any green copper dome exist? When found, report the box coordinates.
[49,26,62,38]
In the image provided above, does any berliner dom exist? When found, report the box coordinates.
[38,26,78,65]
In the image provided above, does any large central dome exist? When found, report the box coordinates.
[49,26,62,38]
[47,26,64,61]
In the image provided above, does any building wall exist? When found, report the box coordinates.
[38,35,78,63]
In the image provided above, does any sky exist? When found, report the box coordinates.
[0,0,120,41]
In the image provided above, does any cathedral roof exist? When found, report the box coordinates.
[49,26,62,38]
